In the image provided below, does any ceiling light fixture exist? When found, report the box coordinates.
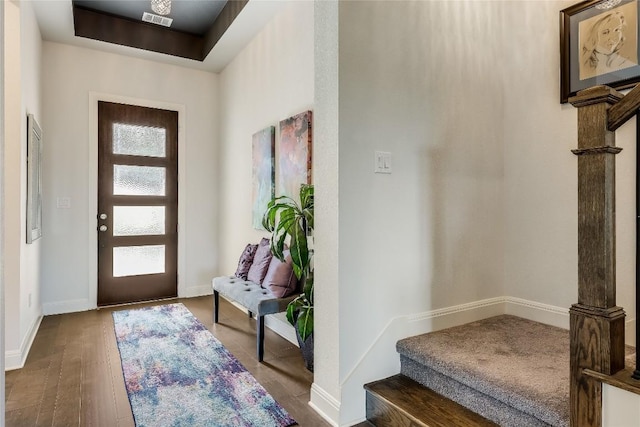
[151,0,171,16]
[595,0,622,10]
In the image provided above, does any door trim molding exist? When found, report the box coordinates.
[88,92,186,309]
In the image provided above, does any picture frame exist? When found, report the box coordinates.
[251,126,275,230]
[26,114,43,244]
[278,111,312,202]
[560,0,640,103]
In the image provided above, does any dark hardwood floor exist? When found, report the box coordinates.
[5,295,331,426]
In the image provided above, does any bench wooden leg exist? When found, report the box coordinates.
[257,315,265,362]
[214,290,219,323]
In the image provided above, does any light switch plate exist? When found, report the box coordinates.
[374,151,392,174]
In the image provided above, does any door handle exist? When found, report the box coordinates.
[99,225,108,232]
[99,213,107,220]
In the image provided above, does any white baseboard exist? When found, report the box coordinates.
[223,296,298,346]
[265,312,298,346]
[310,383,340,427]
[181,284,213,298]
[5,315,43,371]
[504,297,569,329]
[42,284,215,315]
[42,298,91,315]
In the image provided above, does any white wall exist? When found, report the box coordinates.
[502,0,636,340]
[337,0,505,369]
[1,0,6,417]
[313,1,340,422]
[603,384,640,427]
[3,0,43,371]
[310,1,637,425]
[23,1,635,426]
[19,0,43,362]
[40,42,219,313]
[216,0,315,355]
[322,1,506,424]
[503,0,578,311]
[4,0,22,371]
[217,1,314,272]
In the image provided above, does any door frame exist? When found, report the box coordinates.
[88,92,186,308]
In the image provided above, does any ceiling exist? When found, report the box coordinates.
[73,0,229,35]
[31,0,287,73]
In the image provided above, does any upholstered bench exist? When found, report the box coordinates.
[212,275,298,362]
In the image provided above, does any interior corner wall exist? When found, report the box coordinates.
[502,0,580,315]
[1,0,6,412]
[333,1,506,423]
[3,0,20,368]
[217,1,314,274]
[3,0,44,370]
[502,1,636,343]
[40,42,219,312]
[18,0,43,362]
[4,0,21,365]
[312,0,341,422]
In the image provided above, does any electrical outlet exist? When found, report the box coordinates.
[57,197,71,209]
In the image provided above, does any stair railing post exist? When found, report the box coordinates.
[569,85,627,427]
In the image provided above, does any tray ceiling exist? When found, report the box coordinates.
[31,0,288,73]
[72,0,245,61]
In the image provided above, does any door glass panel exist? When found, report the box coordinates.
[113,245,165,277]
[113,165,166,196]
[113,206,165,236]
[112,123,166,158]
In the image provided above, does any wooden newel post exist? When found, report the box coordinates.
[569,86,626,427]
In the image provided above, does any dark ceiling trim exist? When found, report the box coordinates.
[73,5,204,60]
[203,0,249,56]
[72,1,247,62]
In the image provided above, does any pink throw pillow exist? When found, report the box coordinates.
[262,250,299,298]
[247,238,273,284]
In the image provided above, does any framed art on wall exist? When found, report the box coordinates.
[560,0,640,103]
[26,114,43,243]
[278,111,312,202]
[252,126,275,230]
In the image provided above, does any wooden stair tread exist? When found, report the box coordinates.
[364,374,497,427]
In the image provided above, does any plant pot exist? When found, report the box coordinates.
[296,328,314,372]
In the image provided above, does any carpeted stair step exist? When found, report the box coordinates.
[365,374,496,426]
[396,315,570,427]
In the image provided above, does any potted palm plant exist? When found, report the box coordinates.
[262,184,314,371]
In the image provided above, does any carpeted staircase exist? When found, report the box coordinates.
[365,315,636,427]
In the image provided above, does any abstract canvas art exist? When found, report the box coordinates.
[278,111,312,201]
[252,126,275,229]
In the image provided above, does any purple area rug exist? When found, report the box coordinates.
[112,303,296,427]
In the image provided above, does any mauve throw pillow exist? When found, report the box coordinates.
[247,238,273,284]
[263,250,299,298]
[234,243,258,280]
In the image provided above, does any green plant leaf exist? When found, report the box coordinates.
[263,184,314,341]
[296,307,314,341]
[286,296,305,326]
[262,202,276,231]
[300,184,313,207]
[303,271,313,303]
[289,222,308,279]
